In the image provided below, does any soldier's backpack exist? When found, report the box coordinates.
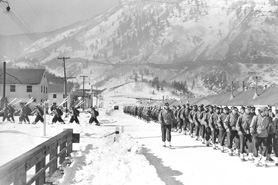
[95,110,99,116]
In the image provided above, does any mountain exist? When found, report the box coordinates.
[2,0,278,97]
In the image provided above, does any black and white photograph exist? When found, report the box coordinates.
[0,0,278,184]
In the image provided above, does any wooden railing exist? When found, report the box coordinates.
[0,129,78,185]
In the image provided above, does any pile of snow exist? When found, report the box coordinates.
[58,133,162,185]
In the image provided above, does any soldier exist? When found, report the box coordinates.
[2,103,9,122]
[224,106,240,156]
[189,105,197,138]
[201,105,211,146]
[176,105,183,133]
[194,104,204,141]
[88,107,100,126]
[250,107,272,167]
[18,103,30,124]
[181,104,190,134]
[209,106,220,149]
[217,107,229,152]
[7,105,15,123]
[236,106,254,161]
[51,105,65,124]
[158,102,175,147]
[272,108,278,166]
[172,105,178,132]
[32,105,44,124]
[69,106,80,124]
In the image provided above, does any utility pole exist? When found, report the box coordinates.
[80,75,88,110]
[1,62,7,108]
[57,57,70,111]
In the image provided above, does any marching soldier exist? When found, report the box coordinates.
[7,105,15,123]
[88,107,100,126]
[250,107,272,167]
[189,105,197,138]
[69,106,80,124]
[159,102,175,147]
[272,108,278,166]
[201,105,211,146]
[209,106,220,149]
[51,105,65,124]
[224,106,240,156]
[236,106,254,161]
[32,105,44,124]
[217,107,229,152]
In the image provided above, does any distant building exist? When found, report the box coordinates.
[48,83,70,108]
[0,68,48,108]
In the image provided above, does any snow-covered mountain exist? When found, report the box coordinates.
[2,0,278,96]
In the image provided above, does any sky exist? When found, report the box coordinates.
[0,0,118,35]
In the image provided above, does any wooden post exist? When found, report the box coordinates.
[36,158,45,185]
[43,103,46,137]
[60,141,67,164]
[49,144,58,176]
[115,127,120,142]
[13,164,26,185]
[121,126,124,133]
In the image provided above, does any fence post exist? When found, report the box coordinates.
[36,157,45,185]
[60,141,67,165]
[115,127,120,142]
[121,126,124,133]
[13,164,26,185]
[49,143,58,176]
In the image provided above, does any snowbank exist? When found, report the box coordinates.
[57,133,162,185]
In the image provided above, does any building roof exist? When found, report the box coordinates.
[0,68,45,85]
[48,83,71,93]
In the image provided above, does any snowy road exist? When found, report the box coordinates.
[109,110,278,185]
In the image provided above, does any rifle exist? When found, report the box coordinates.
[25,97,34,106]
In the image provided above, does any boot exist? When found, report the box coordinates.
[221,146,225,153]
[248,153,254,162]
[163,142,166,147]
[240,153,246,162]
[228,149,233,156]
[274,157,278,166]
[168,142,172,147]
[261,157,267,167]
[254,157,261,167]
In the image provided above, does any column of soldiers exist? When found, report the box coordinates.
[124,103,278,167]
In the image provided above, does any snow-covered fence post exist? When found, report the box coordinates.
[115,127,120,142]
[121,126,124,133]
[43,100,49,137]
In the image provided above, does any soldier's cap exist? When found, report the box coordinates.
[182,104,186,107]
[164,102,169,106]
[246,105,252,109]
[186,103,190,105]
[177,105,181,108]
[259,106,268,112]
[232,106,238,110]
[215,106,220,110]
[199,104,204,107]
[193,105,198,108]
[240,106,245,110]
[224,106,229,110]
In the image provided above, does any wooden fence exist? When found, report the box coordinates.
[0,129,78,185]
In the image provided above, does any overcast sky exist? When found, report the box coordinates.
[0,0,118,35]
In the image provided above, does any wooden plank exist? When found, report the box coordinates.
[49,144,58,176]
[36,158,45,185]
[0,129,74,185]
[14,164,26,185]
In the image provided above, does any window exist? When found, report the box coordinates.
[53,102,57,106]
[46,87,48,93]
[27,85,32,92]
[41,86,43,93]
[10,85,16,92]
[53,94,57,98]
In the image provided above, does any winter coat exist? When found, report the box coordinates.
[209,112,220,130]
[250,114,272,138]
[217,113,228,130]
[201,111,210,127]
[272,116,278,136]
[189,110,195,123]
[236,113,254,135]
[159,108,175,126]
[224,113,239,132]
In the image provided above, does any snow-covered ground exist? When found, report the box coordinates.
[1,104,278,185]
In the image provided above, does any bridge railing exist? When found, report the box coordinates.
[0,129,78,185]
